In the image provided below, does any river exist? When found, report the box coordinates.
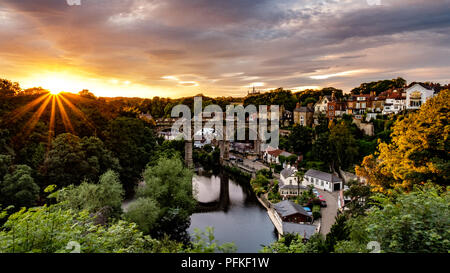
[188,173,277,253]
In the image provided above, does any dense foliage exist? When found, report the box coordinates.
[350,77,406,95]
[357,89,449,193]
[126,156,196,241]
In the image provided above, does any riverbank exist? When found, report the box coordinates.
[189,173,277,252]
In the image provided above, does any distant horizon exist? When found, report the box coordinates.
[7,76,448,100]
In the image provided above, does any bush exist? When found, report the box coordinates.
[274,164,283,173]
[257,168,273,179]
[312,205,321,219]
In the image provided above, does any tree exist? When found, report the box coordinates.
[105,117,156,196]
[0,204,157,253]
[350,77,406,95]
[335,184,449,253]
[0,165,39,208]
[78,89,96,99]
[186,227,236,253]
[125,197,160,234]
[135,156,196,239]
[0,129,14,155]
[80,136,121,183]
[324,214,350,252]
[42,134,119,188]
[57,170,124,216]
[343,180,373,216]
[329,122,358,171]
[303,233,326,253]
[0,79,21,97]
[250,173,271,196]
[278,155,287,166]
[312,132,333,165]
[289,125,313,155]
[42,133,90,188]
[356,89,449,193]
[260,233,307,253]
[0,154,12,179]
[295,170,305,197]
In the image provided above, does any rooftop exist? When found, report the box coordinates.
[282,222,317,239]
[280,167,297,179]
[273,200,311,218]
[305,169,342,183]
[267,149,283,157]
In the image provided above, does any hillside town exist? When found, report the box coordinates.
[210,81,447,241]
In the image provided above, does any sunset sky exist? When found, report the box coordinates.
[1,0,449,98]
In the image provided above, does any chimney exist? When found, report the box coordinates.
[307,102,314,108]
[296,102,301,109]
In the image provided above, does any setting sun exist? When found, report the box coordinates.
[49,90,62,95]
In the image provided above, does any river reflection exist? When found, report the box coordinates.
[188,173,277,253]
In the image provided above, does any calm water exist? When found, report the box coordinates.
[188,173,277,253]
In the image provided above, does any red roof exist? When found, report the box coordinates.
[267,149,283,157]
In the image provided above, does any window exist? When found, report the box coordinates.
[411,100,421,107]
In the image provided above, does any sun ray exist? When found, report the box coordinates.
[55,95,75,134]
[59,94,96,132]
[21,95,52,139]
[6,93,51,123]
[47,96,56,151]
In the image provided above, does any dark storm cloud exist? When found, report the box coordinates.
[1,0,449,97]
[324,0,450,40]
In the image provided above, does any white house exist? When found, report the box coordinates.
[264,149,294,164]
[279,166,305,197]
[405,83,435,110]
[382,97,406,115]
[303,169,343,192]
[314,96,331,115]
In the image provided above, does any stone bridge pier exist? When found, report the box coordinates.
[219,140,230,165]
[185,140,194,168]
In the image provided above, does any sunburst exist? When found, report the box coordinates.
[7,91,95,152]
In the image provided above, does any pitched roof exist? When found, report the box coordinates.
[280,151,294,157]
[282,222,317,239]
[304,169,342,183]
[407,82,435,91]
[267,149,283,157]
[273,200,311,218]
[281,167,296,179]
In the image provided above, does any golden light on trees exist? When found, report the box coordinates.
[6,91,94,153]
[356,89,450,193]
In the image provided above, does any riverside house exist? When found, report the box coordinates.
[303,169,343,192]
[279,166,305,197]
[271,200,317,239]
